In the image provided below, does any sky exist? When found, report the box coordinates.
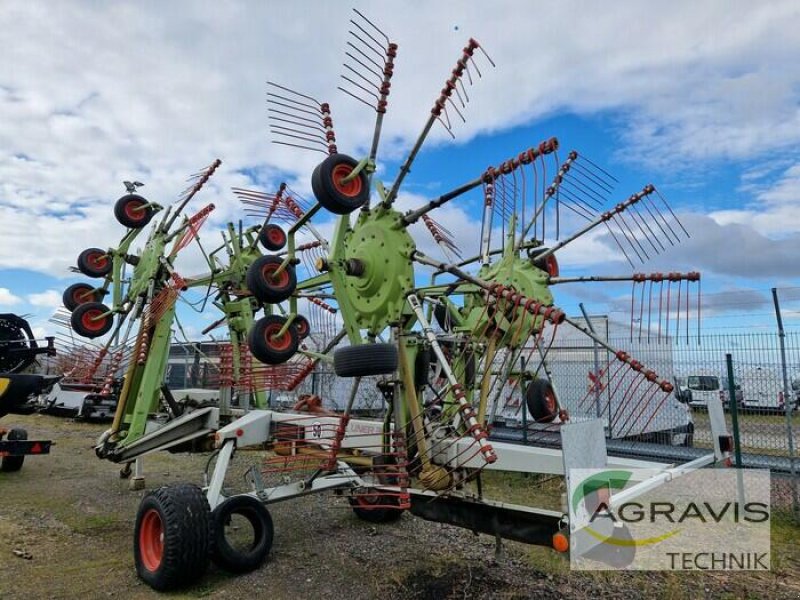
[1,0,799,345]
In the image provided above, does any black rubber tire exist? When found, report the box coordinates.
[349,495,405,523]
[531,249,559,277]
[248,315,299,365]
[292,315,310,339]
[77,247,112,278]
[414,348,431,389]
[63,283,102,312]
[0,314,37,373]
[311,153,369,215]
[70,302,114,339]
[258,224,287,251]
[683,422,695,448]
[245,255,297,304]
[349,456,404,523]
[525,378,558,423]
[114,194,154,229]
[134,483,211,591]
[210,495,274,574]
[433,304,453,331]
[333,343,398,378]
[0,428,27,472]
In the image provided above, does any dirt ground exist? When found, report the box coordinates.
[2,413,800,600]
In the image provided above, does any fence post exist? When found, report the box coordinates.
[772,288,799,517]
[725,353,743,469]
[520,356,528,444]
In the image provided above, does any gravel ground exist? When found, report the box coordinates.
[1,413,800,599]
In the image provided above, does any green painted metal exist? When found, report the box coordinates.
[118,301,176,445]
[326,205,416,341]
[463,253,553,349]
[102,206,278,455]
[222,296,266,409]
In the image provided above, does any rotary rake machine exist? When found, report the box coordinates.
[57,158,335,464]
[60,9,733,591]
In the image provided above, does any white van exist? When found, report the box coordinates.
[740,367,787,412]
[682,374,721,409]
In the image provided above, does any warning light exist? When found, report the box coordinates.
[552,531,569,553]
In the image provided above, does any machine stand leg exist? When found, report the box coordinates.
[129,457,145,490]
[494,533,504,560]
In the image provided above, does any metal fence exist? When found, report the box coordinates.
[499,329,800,516]
[162,329,800,515]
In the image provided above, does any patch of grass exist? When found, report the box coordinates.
[525,544,570,575]
[478,471,564,511]
[67,513,120,534]
[769,512,800,573]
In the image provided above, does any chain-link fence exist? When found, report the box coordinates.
[497,328,800,516]
[163,328,800,516]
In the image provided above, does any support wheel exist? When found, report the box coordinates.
[414,347,431,389]
[77,247,112,278]
[525,378,558,423]
[349,455,405,523]
[248,315,299,365]
[62,283,102,312]
[349,493,404,523]
[292,315,310,339]
[311,153,369,215]
[334,343,398,377]
[114,194,154,229]
[0,428,27,472]
[210,495,274,573]
[245,255,297,304]
[134,484,211,591]
[70,302,114,339]
[258,224,287,251]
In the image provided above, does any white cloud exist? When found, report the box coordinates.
[0,287,22,306]
[0,0,798,297]
[709,162,800,237]
[27,289,63,309]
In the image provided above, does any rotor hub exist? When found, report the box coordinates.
[335,207,416,335]
[465,255,553,347]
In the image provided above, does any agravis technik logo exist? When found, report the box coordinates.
[568,468,771,570]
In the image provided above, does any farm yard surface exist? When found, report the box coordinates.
[2,413,799,600]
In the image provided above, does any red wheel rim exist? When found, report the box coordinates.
[124,199,146,221]
[263,322,292,351]
[261,263,290,289]
[295,317,309,337]
[545,255,559,277]
[266,226,286,247]
[72,287,92,305]
[331,163,362,197]
[139,509,164,572]
[544,389,557,414]
[81,308,108,332]
[87,251,108,270]
[354,493,380,508]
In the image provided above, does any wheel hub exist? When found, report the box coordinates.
[332,206,415,335]
[464,254,553,347]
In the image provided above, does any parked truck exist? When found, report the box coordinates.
[0,313,57,471]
